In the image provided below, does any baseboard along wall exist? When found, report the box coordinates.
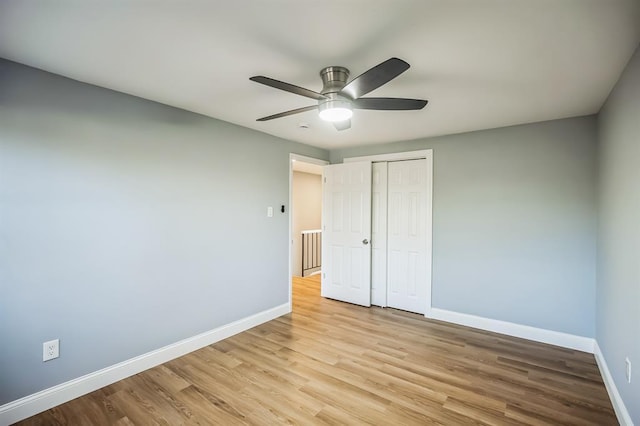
[594,342,635,426]
[0,303,291,426]
[427,307,632,425]
[2,303,632,426]
[427,307,595,353]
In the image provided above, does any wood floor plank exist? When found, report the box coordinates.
[16,275,617,425]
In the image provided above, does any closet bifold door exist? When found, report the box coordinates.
[386,159,429,314]
[371,162,388,307]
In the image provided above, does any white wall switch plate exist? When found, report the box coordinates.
[43,339,59,362]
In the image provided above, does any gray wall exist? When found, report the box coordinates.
[0,59,327,404]
[0,54,616,411]
[331,117,597,338]
[596,44,640,422]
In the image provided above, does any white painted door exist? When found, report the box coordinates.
[322,161,372,307]
[371,162,388,307]
[386,159,429,314]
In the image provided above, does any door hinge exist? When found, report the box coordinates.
[323,177,327,183]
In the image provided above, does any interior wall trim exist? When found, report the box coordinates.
[428,309,635,423]
[428,307,595,352]
[594,341,634,426]
[0,303,290,425]
[343,149,433,164]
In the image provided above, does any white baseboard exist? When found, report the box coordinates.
[594,341,634,426]
[427,307,595,353]
[0,303,290,426]
[427,308,634,425]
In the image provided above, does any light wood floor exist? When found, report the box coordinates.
[19,275,616,425]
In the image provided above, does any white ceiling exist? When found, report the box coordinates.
[1,1,638,150]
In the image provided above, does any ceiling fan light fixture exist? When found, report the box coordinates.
[318,99,353,122]
[251,58,426,130]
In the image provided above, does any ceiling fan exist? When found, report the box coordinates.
[250,57,428,131]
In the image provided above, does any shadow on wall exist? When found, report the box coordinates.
[0,59,204,127]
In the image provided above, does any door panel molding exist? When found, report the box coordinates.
[322,161,372,307]
[345,150,433,317]
[386,159,429,314]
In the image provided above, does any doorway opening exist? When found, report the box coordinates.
[288,154,329,311]
[288,150,432,318]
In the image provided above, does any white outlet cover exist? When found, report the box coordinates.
[267,206,273,217]
[625,357,631,383]
[43,339,59,362]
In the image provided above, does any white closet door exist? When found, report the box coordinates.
[371,162,388,307]
[321,161,372,307]
[387,159,429,314]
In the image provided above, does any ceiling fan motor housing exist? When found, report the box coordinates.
[320,66,350,95]
[319,66,353,119]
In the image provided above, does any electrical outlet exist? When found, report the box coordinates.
[43,339,59,362]
[625,357,631,383]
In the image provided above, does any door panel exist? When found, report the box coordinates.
[387,159,428,314]
[371,162,388,307]
[322,161,372,307]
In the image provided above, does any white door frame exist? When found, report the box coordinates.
[344,149,433,317]
[288,153,329,312]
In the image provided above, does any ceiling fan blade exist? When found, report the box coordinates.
[340,58,410,100]
[250,76,327,101]
[256,105,317,121]
[353,97,428,110]
[333,119,351,131]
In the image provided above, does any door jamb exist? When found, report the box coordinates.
[288,153,329,312]
[344,149,433,318]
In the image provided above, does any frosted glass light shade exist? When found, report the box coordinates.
[319,107,353,122]
[318,98,353,122]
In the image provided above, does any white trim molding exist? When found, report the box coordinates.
[344,149,433,164]
[0,303,290,425]
[428,307,595,353]
[594,342,634,426]
[428,309,637,424]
